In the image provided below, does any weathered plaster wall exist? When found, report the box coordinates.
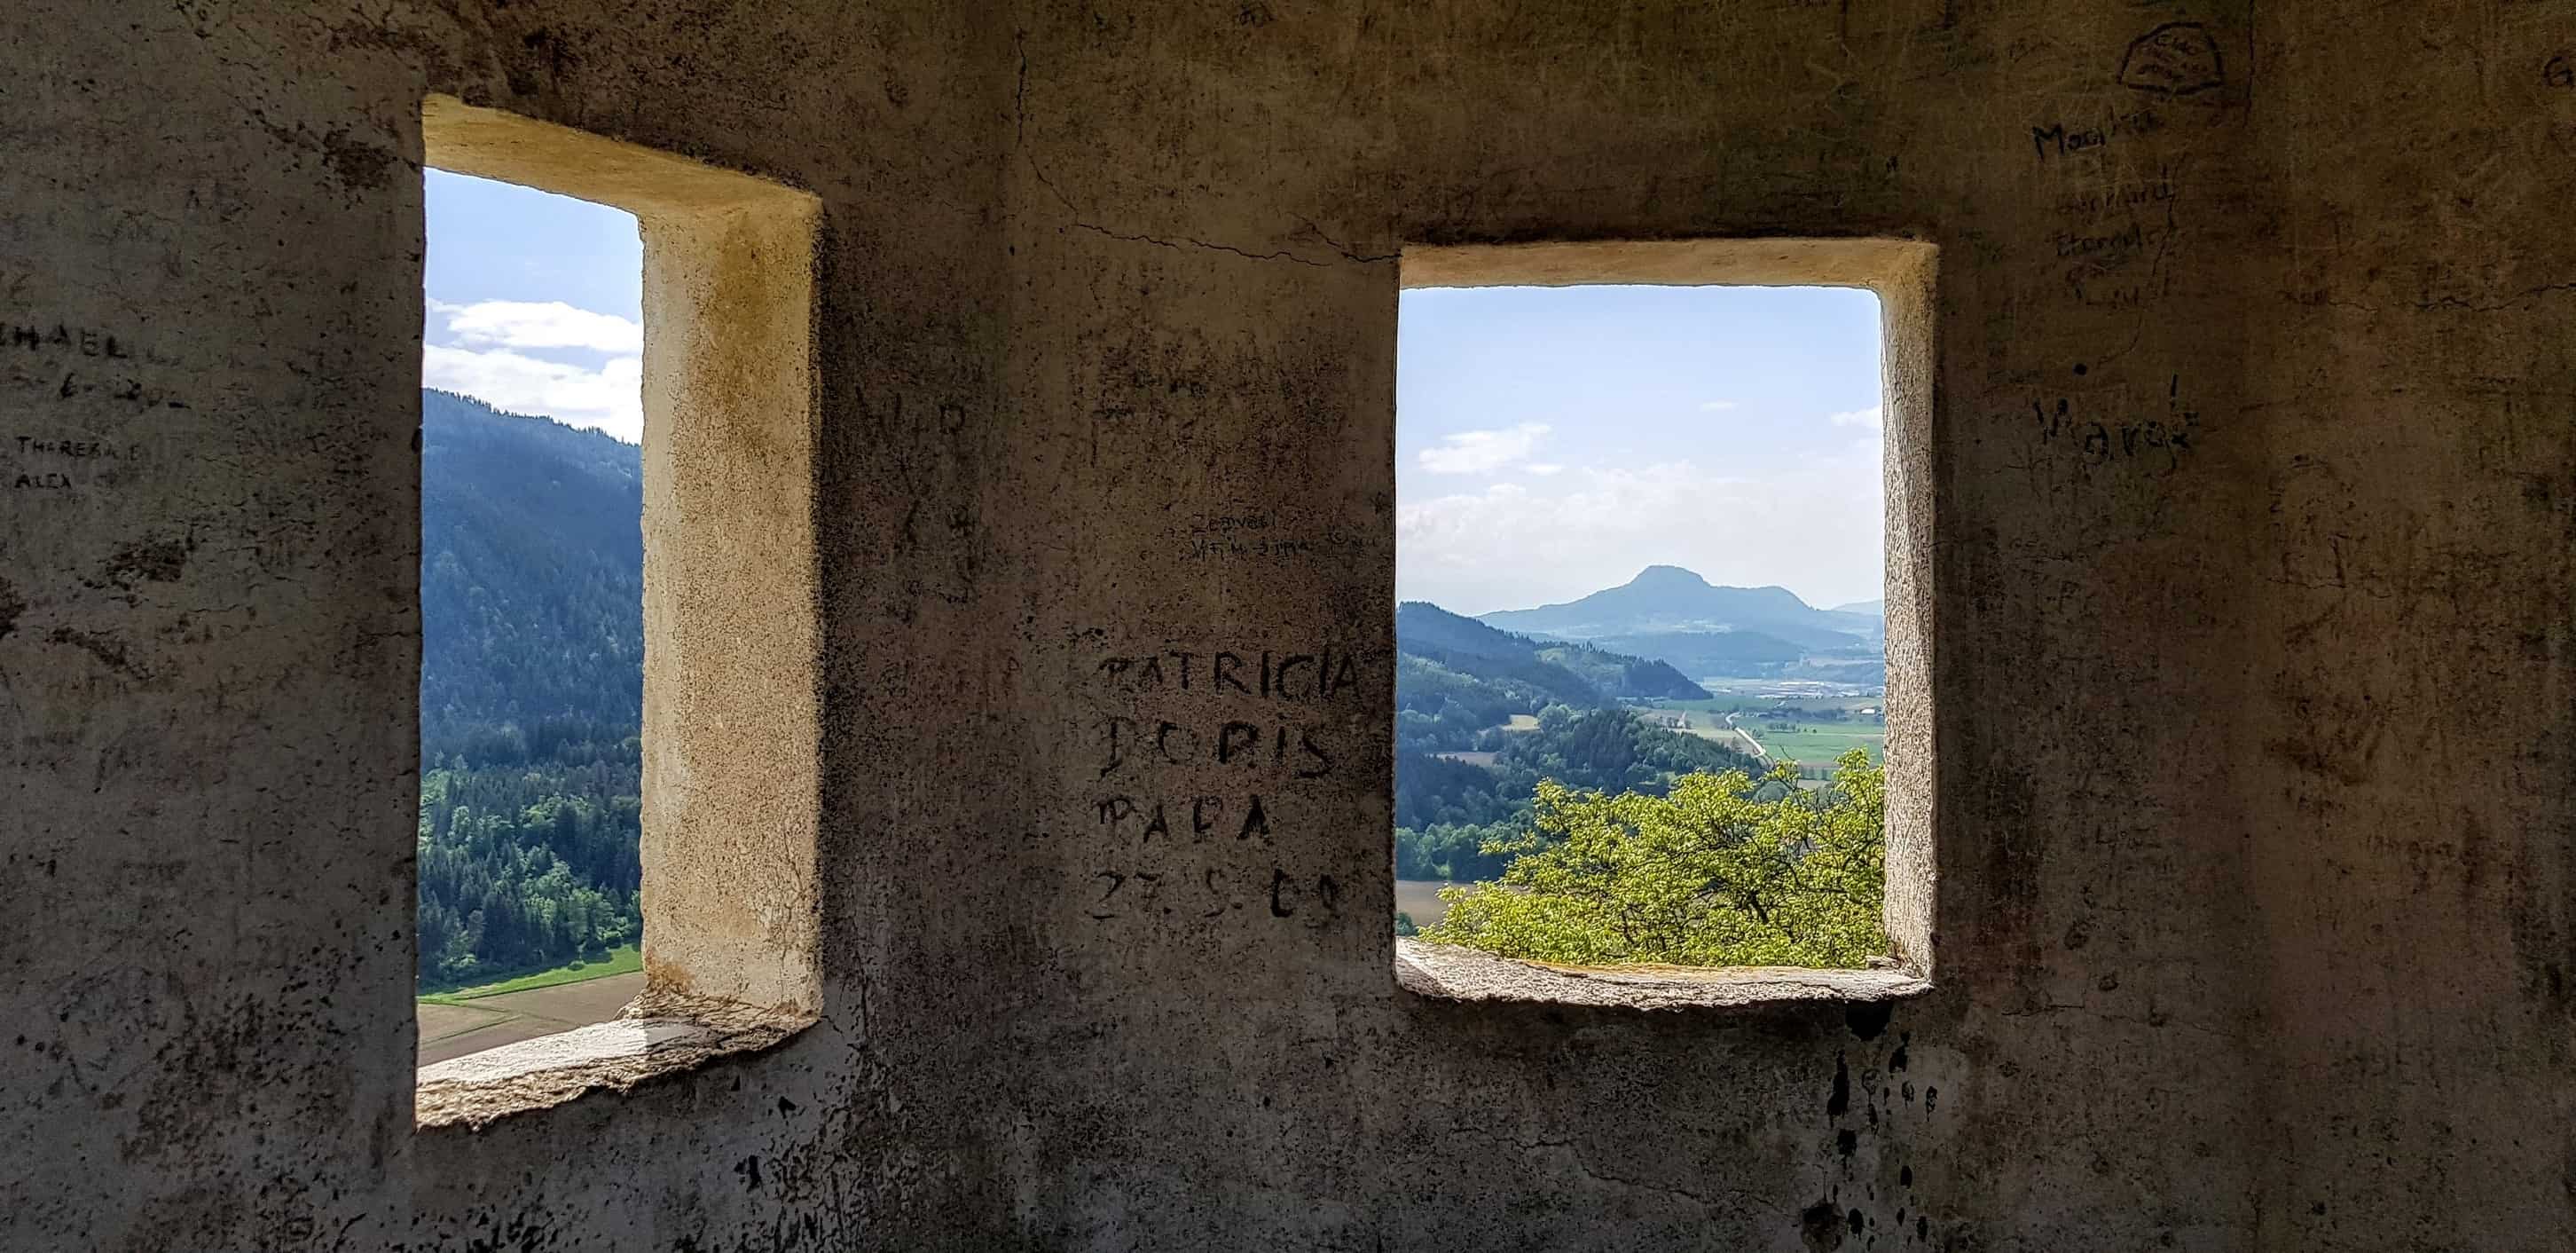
[4,1,2573,1249]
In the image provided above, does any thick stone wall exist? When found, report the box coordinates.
[4,1,2572,1249]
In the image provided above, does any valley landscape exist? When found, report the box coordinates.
[1393,567,1888,934]
[412,390,647,1060]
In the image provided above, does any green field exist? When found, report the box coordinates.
[1741,724,1884,766]
[1630,693,1886,768]
[418,945,641,1005]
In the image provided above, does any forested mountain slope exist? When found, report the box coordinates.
[416,390,644,989]
[1394,602,1708,753]
[1391,602,1764,884]
[420,390,641,755]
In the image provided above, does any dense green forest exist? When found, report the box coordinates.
[1425,753,1888,968]
[416,390,644,989]
[1392,603,1767,883]
[1393,602,1708,753]
[1393,705,1770,881]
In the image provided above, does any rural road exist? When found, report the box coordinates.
[1724,713,1770,761]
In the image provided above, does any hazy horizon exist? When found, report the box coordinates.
[1403,563,1881,619]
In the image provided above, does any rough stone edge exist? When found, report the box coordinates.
[415,995,810,1130]
[1394,939,1931,1010]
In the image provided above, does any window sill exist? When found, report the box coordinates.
[415,995,808,1129]
[1394,938,1930,1010]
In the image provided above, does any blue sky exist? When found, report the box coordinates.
[421,174,1884,612]
[1397,284,1884,615]
[421,169,644,441]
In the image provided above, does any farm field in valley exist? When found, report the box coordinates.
[418,944,640,1004]
[1742,723,1885,766]
[416,947,645,1067]
[1638,681,1886,768]
[1396,879,1458,928]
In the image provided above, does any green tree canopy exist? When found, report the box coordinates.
[1421,751,1887,968]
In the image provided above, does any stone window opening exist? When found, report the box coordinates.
[411,96,822,1127]
[1387,239,1937,1010]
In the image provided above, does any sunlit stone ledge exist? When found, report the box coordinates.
[1394,938,1932,1010]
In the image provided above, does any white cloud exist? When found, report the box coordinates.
[1698,399,1740,412]
[429,298,642,354]
[1418,422,1550,475]
[1828,405,1883,430]
[422,343,644,442]
[1397,452,1884,615]
[1524,463,1565,477]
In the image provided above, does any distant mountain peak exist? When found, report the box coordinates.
[1610,566,1812,610]
[1628,563,1711,588]
[1473,564,1879,657]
